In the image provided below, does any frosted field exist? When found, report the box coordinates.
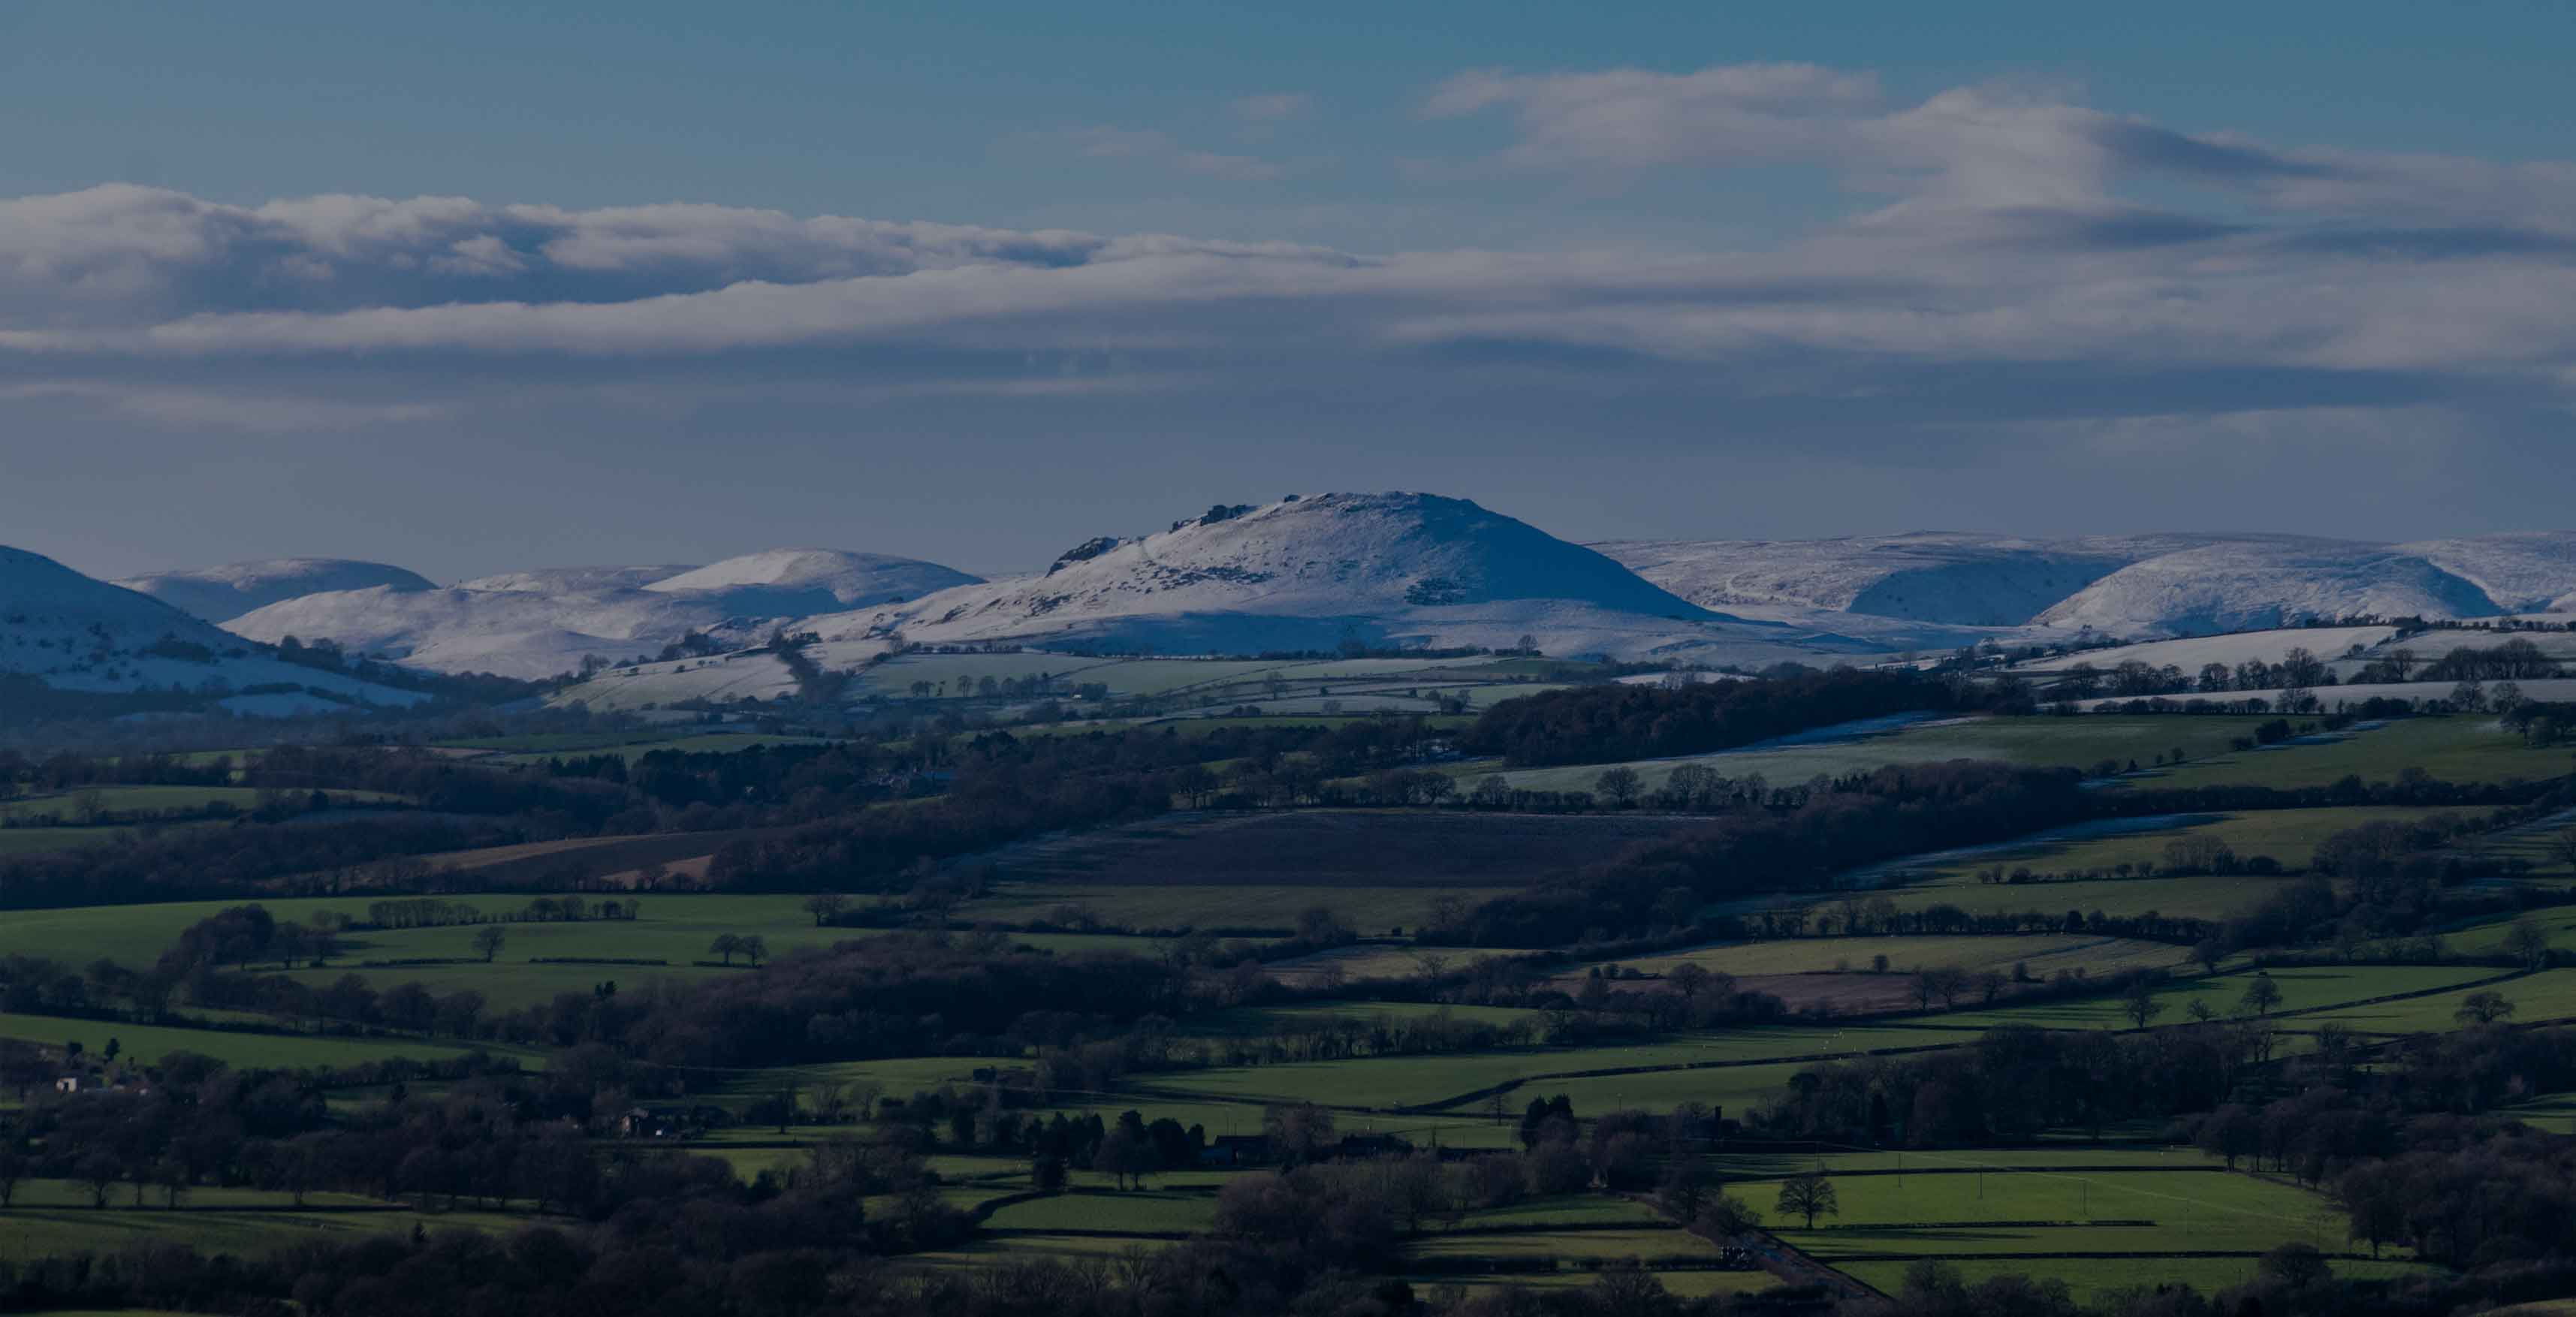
[2074,677,2576,712]
[2011,626,2399,674]
[546,649,806,709]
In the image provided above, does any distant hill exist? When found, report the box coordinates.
[1,546,427,714]
[810,493,1866,664]
[646,549,982,615]
[2030,541,2505,635]
[225,548,984,680]
[115,558,434,623]
[60,508,2576,696]
[1601,530,2576,637]
[454,565,701,594]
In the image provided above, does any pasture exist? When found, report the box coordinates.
[1480,715,2261,796]
[1926,964,2499,1031]
[1893,806,2475,883]
[0,1189,537,1264]
[2287,967,2576,1034]
[2143,716,2571,791]
[1747,1164,2372,1300]
[2008,627,2401,677]
[0,1011,507,1070]
[0,785,404,822]
[960,882,1521,935]
[973,809,1709,890]
[1600,935,2192,981]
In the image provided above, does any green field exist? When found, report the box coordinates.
[2289,968,2576,1034]
[1600,935,2193,981]
[1926,965,2499,1031]
[0,892,841,969]
[1873,870,2315,922]
[1835,1256,2445,1303]
[487,733,846,765]
[0,785,396,821]
[0,892,1183,1012]
[1907,806,2474,883]
[0,1012,512,1070]
[961,882,1520,934]
[1483,715,2264,795]
[1183,1001,1554,1037]
[0,826,153,857]
[0,1195,538,1264]
[2499,1092,2576,1135]
[985,1188,1216,1234]
[1746,1165,2371,1300]
[1413,1268,1782,1299]
[2143,716,2574,791]
[1139,1027,1962,1113]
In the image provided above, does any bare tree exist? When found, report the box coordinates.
[1775,1172,1839,1229]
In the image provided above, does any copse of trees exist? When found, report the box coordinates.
[1458,668,2003,767]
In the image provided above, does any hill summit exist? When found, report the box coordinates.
[824,493,1842,661]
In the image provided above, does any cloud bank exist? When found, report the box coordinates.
[4,62,2572,550]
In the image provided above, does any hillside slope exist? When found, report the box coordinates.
[2399,532,2576,614]
[225,584,758,681]
[2032,541,2502,636]
[454,565,700,594]
[646,549,982,615]
[815,493,1863,662]
[115,558,434,622]
[1592,532,2339,626]
[225,548,981,680]
[2,547,424,709]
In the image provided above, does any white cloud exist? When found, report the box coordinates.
[2,63,2573,459]
[1231,92,1312,122]
[0,381,444,431]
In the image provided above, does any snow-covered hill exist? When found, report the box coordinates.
[2031,542,2502,637]
[225,584,759,681]
[1593,532,2334,627]
[115,558,434,622]
[2,546,424,710]
[2399,533,2576,615]
[645,549,982,616]
[225,548,982,680]
[810,493,1866,662]
[454,565,700,594]
[1602,530,2576,637]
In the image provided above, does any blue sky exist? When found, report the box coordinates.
[5,2,2574,580]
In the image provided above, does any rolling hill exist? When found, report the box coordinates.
[0,546,425,712]
[1602,531,2576,637]
[802,493,1874,663]
[222,550,983,680]
[114,557,435,623]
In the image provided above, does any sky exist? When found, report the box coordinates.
[4,1,2574,582]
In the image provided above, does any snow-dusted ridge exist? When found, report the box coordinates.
[220,548,983,680]
[1,546,424,710]
[44,508,2576,697]
[1600,530,2576,637]
[807,493,1869,664]
[115,557,434,623]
